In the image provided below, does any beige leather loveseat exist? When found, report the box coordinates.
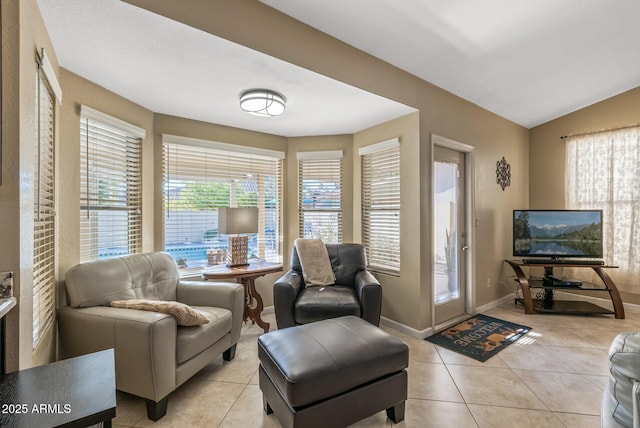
[58,252,244,421]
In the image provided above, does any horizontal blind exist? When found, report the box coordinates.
[33,66,56,347]
[361,143,401,274]
[298,154,342,244]
[80,115,142,262]
[163,140,283,274]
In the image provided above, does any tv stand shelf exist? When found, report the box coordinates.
[504,260,625,319]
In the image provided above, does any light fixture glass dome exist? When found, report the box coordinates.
[239,89,286,117]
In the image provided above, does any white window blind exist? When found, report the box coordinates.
[360,139,401,274]
[33,63,56,347]
[163,136,283,275]
[80,108,143,262]
[298,151,343,244]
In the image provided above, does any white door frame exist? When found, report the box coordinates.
[430,134,476,331]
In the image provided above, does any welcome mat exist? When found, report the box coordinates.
[426,314,531,362]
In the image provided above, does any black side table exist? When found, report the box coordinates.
[0,349,116,427]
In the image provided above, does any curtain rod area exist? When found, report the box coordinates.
[560,124,640,140]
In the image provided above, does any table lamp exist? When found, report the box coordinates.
[218,207,258,267]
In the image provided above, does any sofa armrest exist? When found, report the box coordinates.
[177,281,244,345]
[354,270,382,326]
[177,281,243,310]
[57,306,176,402]
[273,271,303,329]
[633,381,640,428]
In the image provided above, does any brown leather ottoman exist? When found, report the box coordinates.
[258,315,409,428]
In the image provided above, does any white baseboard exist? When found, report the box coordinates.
[269,291,640,341]
[475,293,517,313]
[380,316,433,339]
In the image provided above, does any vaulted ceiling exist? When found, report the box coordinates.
[38,0,640,136]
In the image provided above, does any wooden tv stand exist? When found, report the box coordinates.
[504,260,625,319]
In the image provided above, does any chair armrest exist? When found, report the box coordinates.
[354,270,382,326]
[177,281,244,345]
[633,380,640,428]
[273,271,303,329]
[177,281,243,311]
[57,306,176,402]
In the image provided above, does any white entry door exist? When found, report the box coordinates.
[433,145,468,325]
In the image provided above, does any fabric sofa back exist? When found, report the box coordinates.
[65,252,180,308]
[290,243,367,286]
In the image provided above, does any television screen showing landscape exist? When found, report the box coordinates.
[513,210,603,258]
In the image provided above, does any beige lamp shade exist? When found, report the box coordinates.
[218,207,258,266]
[218,207,259,234]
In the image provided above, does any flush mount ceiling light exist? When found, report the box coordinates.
[239,89,286,117]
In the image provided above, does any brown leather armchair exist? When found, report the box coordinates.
[274,243,382,329]
[58,252,244,421]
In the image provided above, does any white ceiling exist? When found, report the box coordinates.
[262,0,640,128]
[36,0,415,138]
[38,1,640,136]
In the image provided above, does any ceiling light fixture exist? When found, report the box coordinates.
[239,89,286,117]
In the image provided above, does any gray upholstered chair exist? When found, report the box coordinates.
[273,243,382,329]
[603,332,640,428]
[58,252,244,421]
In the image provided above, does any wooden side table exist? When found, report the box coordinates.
[202,262,283,333]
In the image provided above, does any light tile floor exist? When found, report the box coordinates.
[112,302,640,427]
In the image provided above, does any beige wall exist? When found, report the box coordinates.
[125,0,530,333]
[0,0,64,370]
[529,87,640,208]
[3,0,534,371]
[58,70,155,276]
[529,86,640,303]
[354,113,424,327]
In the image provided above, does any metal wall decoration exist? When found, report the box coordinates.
[496,156,511,191]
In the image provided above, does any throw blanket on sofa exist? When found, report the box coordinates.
[294,239,336,286]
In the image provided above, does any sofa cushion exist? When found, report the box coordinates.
[176,306,233,364]
[111,299,209,326]
[65,252,180,308]
[294,286,360,324]
[328,244,368,286]
[294,239,336,286]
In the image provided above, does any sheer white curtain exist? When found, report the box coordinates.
[565,126,640,292]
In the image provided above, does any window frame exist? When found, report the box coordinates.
[79,106,145,262]
[33,50,60,348]
[360,138,401,275]
[162,135,284,276]
[297,150,343,244]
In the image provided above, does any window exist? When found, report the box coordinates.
[298,151,343,244]
[79,106,144,262]
[163,135,283,274]
[566,126,640,292]
[33,50,61,347]
[360,138,401,274]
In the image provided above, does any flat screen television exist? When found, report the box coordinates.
[513,209,603,259]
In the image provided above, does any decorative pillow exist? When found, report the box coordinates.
[110,299,209,326]
[294,238,335,287]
